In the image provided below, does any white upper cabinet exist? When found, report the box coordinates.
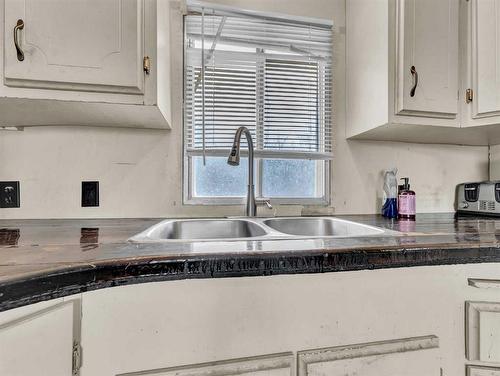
[470,0,500,117]
[4,0,144,94]
[346,0,467,145]
[0,0,172,129]
[348,0,500,145]
[464,0,500,128]
[346,0,500,145]
[396,0,458,117]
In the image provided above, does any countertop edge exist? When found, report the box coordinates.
[2,244,500,312]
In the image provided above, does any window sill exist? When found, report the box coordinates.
[183,197,329,206]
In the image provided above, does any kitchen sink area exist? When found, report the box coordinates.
[6,0,500,374]
[129,217,392,242]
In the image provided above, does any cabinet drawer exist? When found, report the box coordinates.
[298,336,441,376]
[468,365,500,376]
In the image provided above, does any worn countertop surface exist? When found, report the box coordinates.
[2,213,500,311]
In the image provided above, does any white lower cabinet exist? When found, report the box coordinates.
[78,264,470,376]
[8,263,500,375]
[466,278,500,366]
[0,297,81,376]
[464,276,500,374]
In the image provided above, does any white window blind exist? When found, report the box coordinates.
[184,3,333,161]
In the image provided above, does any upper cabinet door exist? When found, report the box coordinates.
[3,0,144,94]
[470,0,500,118]
[396,0,459,118]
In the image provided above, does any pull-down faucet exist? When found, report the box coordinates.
[227,126,272,217]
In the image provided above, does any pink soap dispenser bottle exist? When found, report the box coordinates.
[398,177,416,220]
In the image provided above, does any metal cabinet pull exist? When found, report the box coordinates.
[13,19,24,61]
[410,65,418,97]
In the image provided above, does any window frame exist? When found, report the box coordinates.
[181,12,332,207]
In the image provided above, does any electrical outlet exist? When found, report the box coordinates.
[82,181,99,207]
[0,181,20,208]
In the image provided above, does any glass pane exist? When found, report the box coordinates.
[262,159,323,198]
[193,156,249,197]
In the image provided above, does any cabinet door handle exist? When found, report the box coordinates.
[410,65,418,97]
[13,19,24,61]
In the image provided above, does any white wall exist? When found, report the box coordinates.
[0,0,488,219]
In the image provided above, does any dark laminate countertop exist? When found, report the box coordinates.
[2,213,500,312]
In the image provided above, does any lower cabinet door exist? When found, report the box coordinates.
[466,301,500,362]
[0,299,81,376]
[297,336,441,376]
[468,365,500,376]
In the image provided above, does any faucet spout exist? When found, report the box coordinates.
[227,127,256,216]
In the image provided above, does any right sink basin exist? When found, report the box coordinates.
[262,217,385,237]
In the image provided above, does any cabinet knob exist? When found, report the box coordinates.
[13,19,24,62]
[410,65,418,97]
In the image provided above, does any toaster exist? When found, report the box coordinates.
[456,181,500,215]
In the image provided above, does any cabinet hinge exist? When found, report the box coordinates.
[466,88,473,103]
[72,341,82,376]
[143,56,151,75]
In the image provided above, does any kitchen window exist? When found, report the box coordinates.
[183,2,333,205]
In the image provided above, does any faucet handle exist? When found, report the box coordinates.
[256,198,273,210]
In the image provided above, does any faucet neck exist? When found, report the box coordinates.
[230,127,256,217]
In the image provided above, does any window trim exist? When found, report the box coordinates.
[181,12,332,207]
[187,0,333,29]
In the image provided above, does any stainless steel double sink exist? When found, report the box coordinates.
[129,217,392,242]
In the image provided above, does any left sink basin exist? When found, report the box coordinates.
[129,219,268,242]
